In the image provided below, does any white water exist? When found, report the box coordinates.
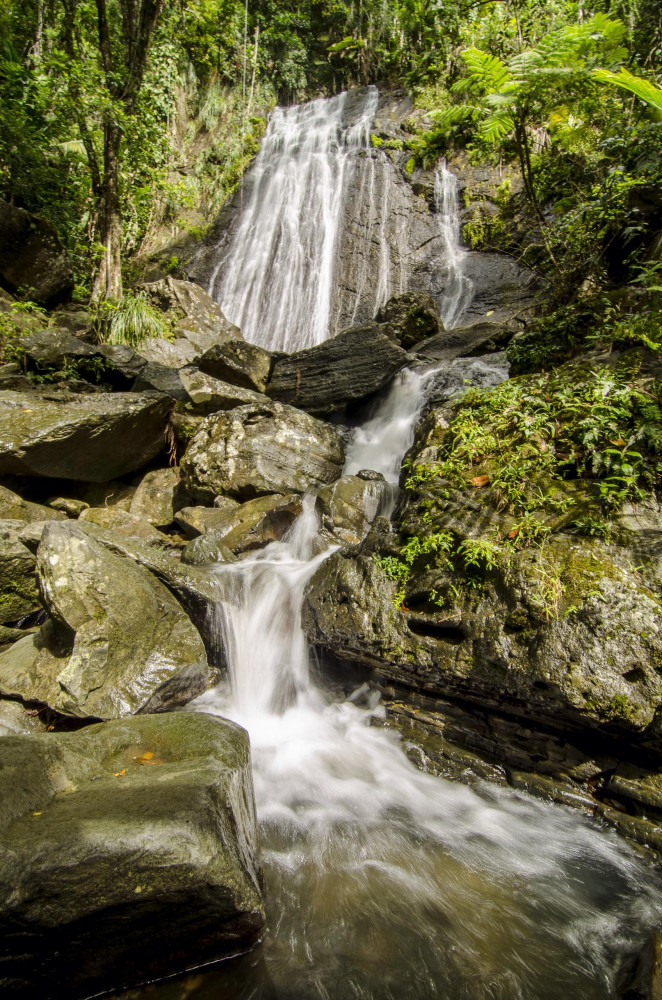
[193,491,661,999]
[436,159,474,329]
[208,89,380,353]
[183,93,662,1000]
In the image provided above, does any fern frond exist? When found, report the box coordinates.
[461,47,511,93]
[593,67,662,116]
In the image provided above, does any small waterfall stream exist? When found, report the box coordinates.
[165,90,662,998]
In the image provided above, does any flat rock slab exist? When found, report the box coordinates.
[182,400,345,501]
[0,712,265,999]
[0,389,172,481]
[0,522,209,719]
[415,320,514,363]
[267,325,409,414]
[179,367,269,413]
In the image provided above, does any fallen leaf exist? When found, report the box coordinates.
[32,811,42,817]
[112,769,126,777]
[471,474,490,488]
[610,438,626,446]
[133,751,154,762]
[508,528,519,539]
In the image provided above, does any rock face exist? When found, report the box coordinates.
[303,539,662,741]
[198,340,273,393]
[0,712,265,999]
[316,474,386,546]
[141,277,240,354]
[0,389,172,481]
[0,201,73,307]
[267,325,409,414]
[0,523,209,719]
[181,401,345,501]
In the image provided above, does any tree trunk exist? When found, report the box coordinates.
[91,120,123,301]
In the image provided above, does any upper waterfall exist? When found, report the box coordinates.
[207,88,380,353]
[199,88,478,354]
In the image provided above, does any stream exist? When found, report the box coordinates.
[119,89,662,999]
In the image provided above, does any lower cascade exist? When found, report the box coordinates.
[192,487,662,999]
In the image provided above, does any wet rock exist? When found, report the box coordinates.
[0,484,66,524]
[198,340,273,393]
[179,367,268,413]
[0,389,172,481]
[78,506,171,546]
[181,400,344,501]
[375,292,443,349]
[180,494,303,554]
[0,712,264,999]
[0,200,73,307]
[267,325,409,415]
[141,277,240,354]
[316,474,386,546]
[129,467,190,528]
[0,520,40,624]
[0,522,209,719]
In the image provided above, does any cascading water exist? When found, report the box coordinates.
[436,158,475,329]
[135,92,662,999]
[207,88,381,353]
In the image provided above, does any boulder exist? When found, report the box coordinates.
[179,494,303,554]
[79,480,136,511]
[178,367,268,413]
[0,712,264,999]
[141,277,240,354]
[131,360,188,400]
[129,467,189,528]
[71,521,226,657]
[198,340,273,394]
[316,474,386,546]
[0,201,73,307]
[46,497,89,518]
[375,292,443,349]
[0,522,209,719]
[181,401,345,501]
[0,389,172,481]
[138,336,198,368]
[78,507,171,546]
[0,520,41,624]
[266,325,409,415]
[0,484,66,524]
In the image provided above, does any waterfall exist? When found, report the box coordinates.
[208,88,380,353]
[436,159,474,329]
[193,489,662,999]
[181,91,662,1000]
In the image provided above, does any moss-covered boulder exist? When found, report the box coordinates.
[0,484,66,524]
[0,201,73,307]
[0,388,172,481]
[141,277,240,354]
[198,339,272,393]
[128,466,190,528]
[181,400,345,501]
[0,712,264,999]
[0,522,209,719]
[375,291,443,349]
